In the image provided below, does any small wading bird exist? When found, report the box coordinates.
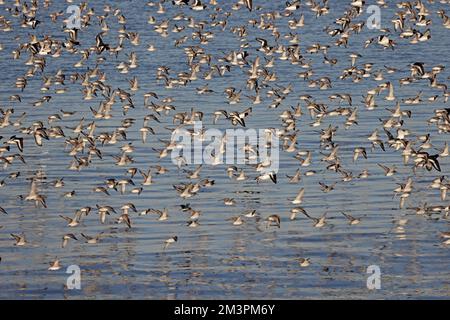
[164,236,178,250]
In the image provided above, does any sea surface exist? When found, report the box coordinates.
[0,0,449,299]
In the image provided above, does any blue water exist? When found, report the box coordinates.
[0,0,449,299]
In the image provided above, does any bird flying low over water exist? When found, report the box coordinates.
[0,0,448,289]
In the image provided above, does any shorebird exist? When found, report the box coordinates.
[117,213,132,228]
[48,259,62,271]
[440,232,450,239]
[301,212,327,228]
[290,188,305,204]
[229,216,244,226]
[187,220,199,228]
[81,232,104,244]
[319,182,336,193]
[341,212,361,225]
[62,234,78,248]
[256,172,277,184]
[243,209,257,218]
[378,164,397,177]
[244,0,252,11]
[149,208,169,221]
[11,233,27,246]
[60,211,82,227]
[353,147,367,162]
[265,215,281,228]
[24,178,47,208]
[179,204,192,212]
[413,152,441,172]
[164,236,178,250]
[187,209,201,220]
[290,207,307,221]
[286,169,302,183]
[223,198,236,206]
[298,258,310,267]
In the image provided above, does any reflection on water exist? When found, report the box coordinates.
[0,0,449,299]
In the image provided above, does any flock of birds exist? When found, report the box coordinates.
[0,0,449,278]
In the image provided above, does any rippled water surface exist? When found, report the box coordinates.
[0,0,449,299]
